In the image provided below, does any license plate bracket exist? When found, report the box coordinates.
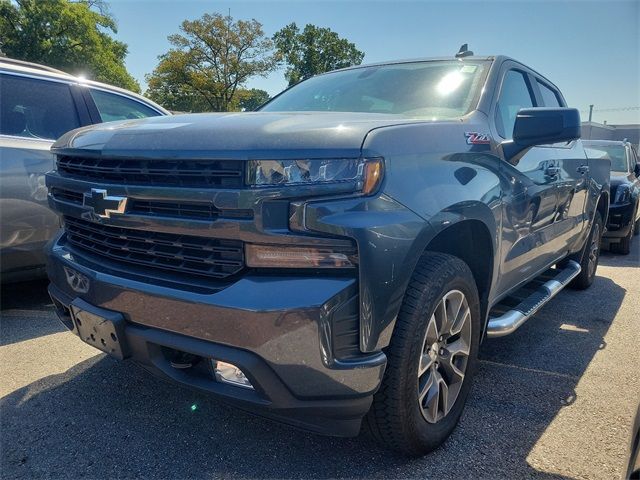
[70,299,130,360]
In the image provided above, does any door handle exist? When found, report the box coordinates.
[545,165,560,177]
[577,165,590,175]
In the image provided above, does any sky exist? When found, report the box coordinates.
[107,0,640,124]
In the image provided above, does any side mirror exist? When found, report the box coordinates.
[500,108,581,163]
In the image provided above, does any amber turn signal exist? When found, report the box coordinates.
[362,158,384,195]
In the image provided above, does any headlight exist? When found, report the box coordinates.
[247,158,383,194]
[614,185,631,204]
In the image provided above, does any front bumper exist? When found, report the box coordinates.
[604,203,636,239]
[46,235,386,437]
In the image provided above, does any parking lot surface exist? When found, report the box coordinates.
[1,242,639,479]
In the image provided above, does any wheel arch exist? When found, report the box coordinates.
[421,218,495,329]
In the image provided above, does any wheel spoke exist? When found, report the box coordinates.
[425,313,439,345]
[450,303,470,336]
[418,368,435,402]
[418,352,434,377]
[433,300,447,337]
[437,370,450,416]
[443,338,469,379]
[422,369,440,421]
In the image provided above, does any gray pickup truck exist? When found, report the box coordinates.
[45,52,610,455]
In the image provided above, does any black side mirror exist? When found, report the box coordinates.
[501,108,581,163]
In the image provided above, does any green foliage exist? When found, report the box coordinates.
[273,23,365,87]
[145,13,277,112]
[0,0,140,92]
[235,88,270,111]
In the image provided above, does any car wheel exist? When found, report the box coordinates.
[569,212,603,290]
[366,252,481,456]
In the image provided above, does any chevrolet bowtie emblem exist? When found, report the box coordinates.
[83,188,127,218]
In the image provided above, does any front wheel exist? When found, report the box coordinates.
[366,252,481,456]
[569,212,604,290]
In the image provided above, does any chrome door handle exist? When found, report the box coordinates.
[577,165,590,174]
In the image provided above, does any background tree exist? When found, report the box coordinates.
[0,0,140,91]
[273,23,364,86]
[235,88,270,111]
[145,13,277,112]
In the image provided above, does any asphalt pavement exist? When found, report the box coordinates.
[1,241,638,479]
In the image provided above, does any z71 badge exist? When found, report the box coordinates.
[465,132,491,145]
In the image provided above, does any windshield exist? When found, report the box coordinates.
[261,60,489,119]
[585,145,628,172]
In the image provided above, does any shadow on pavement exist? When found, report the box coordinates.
[0,272,626,479]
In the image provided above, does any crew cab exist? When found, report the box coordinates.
[45,51,610,455]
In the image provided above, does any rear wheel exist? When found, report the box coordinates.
[366,253,481,456]
[569,212,603,290]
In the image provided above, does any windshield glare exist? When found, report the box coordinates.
[585,145,628,172]
[261,61,489,119]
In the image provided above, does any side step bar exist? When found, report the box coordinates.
[486,260,581,338]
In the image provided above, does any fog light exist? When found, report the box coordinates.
[212,360,253,389]
[245,244,355,268]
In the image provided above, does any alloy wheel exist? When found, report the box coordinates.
[417,289,472,423]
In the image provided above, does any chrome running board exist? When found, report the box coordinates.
[486,260,581,338]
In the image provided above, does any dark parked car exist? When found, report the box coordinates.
[45,52,610,455]
[0,57,169,282]
[584,140,640,254]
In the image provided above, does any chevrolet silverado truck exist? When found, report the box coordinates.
[45,52,610,455]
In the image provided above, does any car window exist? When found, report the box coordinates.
[537,81,561,107]
[89,89,161,122]
[496,70,535,139]
[0,74,80,140]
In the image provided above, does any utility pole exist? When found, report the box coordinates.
[588,104,594,139]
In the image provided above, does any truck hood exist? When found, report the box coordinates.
[53,112,419,160]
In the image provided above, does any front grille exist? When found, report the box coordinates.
[129,200,253,221]
[50,188,83,203]
[50,188,253,222]
[56,156,245,188]
[64,216,244,279]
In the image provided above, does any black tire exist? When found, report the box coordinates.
[569,212,604,290]
[611,227,633,255]
[366,252,481,456]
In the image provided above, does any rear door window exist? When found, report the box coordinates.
[496,70,535,139]
[89,89,161,122]
[537,81,562,107]
[0,74,81,140]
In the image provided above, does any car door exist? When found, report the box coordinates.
[491,65,562,296]
[532,78,589,253]
[0,72,87,276]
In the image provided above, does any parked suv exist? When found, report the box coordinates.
[0,57,169,282]
[584,140,640,254]
[45,53,610,455]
